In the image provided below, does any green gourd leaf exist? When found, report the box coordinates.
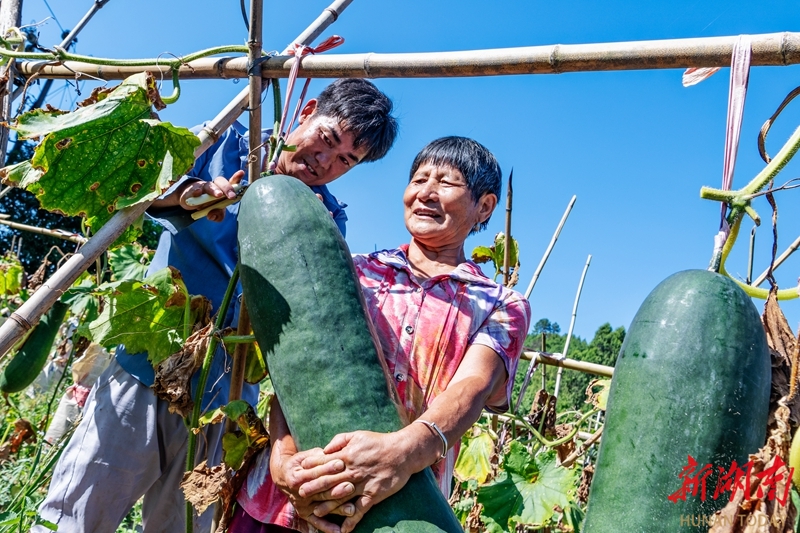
[454,427,495,484]
[0,73,200,234]
[477,443,578,532]
[84,266,189,365]
[0,254,23,296]
[108,242,153,282]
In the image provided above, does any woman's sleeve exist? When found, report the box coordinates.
[470,291,531,412]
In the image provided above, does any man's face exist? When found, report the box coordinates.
[275,100,368,187]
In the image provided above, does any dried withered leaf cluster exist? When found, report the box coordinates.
[152,296,213,416]
[180,460,233,516]
[152,322,212,417]
[0,419,35,462]
[708,291,799,533]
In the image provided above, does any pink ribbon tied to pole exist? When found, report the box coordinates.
[267,35,345,173]
[712,35,752,259]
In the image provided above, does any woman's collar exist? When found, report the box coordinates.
[371,245,496,286]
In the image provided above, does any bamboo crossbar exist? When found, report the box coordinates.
[0,217,87,244]
[15,31,800,81]
[522,350,614,378]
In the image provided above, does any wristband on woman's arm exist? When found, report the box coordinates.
[413,419,448,464]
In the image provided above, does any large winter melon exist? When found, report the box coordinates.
[583,269,771,532]
[238,175,461,532]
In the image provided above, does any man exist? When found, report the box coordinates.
[34,78,398,533]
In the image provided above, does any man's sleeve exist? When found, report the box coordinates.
[311,185,348,237]
[146,123,243,234]
[470,291,532,412]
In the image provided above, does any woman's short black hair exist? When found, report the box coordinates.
[409,136,502,232]
[315,79,399,163]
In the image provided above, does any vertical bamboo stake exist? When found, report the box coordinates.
[553,254,592,398]
[496,170,513,431]
[226,0,263,432]
[746,225,756,284]
[524,195,576,300]
[752,233,800,287]
[0,0,22,165]
[502,169,513,286]
[540,332,546,392]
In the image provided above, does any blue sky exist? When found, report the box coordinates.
[17,0,800,341]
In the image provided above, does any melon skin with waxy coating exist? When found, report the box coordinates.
[238,175,462,533]
[582,269,771,533]
[1,301,68,394]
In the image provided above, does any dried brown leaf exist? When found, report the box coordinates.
[180,460,232,516]
[77,85,116,108]
[526,389,557,438]
[465,501,484,533]
[152,322,212,416]
[554,423,576,464]
[214,446,264,533]
[505,260,520,289]
[576,463,594,505]
[0,419,36,462]
[762,293,796,361]
[761,293,800,428]
[28,259,48,293]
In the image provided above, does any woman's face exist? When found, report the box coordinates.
[403,162,496,250]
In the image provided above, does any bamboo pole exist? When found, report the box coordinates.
[522,350,613,378]
[15,32,800,81]
[752,233,800,287]
[226,0,263,429]
[553,255,592,397]
[561,426,603,467]
[193,0,352,157]
[524,195,576,300]
[0,0,354,361]
[746,225,756,284]
[7,0,112,131]
[0,0,22,165]
[502,170,513,286]
[0,217,87,244]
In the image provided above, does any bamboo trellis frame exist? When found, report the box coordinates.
[3,24,799,366]
[0,0,353,360]
[14,31,800,81]
[522,350,613,378]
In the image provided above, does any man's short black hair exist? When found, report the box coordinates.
[314,79,398,163]
[409,136,502,233]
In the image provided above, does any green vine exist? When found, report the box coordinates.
[700,125,800,300]
[0,28,255,106]
[505,408,599,448]
[184,265,240,532]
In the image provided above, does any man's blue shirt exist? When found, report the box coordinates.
[115,122,348,412]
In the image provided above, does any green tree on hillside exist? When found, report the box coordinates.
[531,318,561,335]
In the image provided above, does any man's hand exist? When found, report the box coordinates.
[179,170,245,222]
[299,430,420,533]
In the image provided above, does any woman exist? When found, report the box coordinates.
[231,136,531,533]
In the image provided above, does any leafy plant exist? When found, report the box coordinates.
[478,443,579,532]
[471,232,520,285]
[0,73,200,237]
[80,266,191,365]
